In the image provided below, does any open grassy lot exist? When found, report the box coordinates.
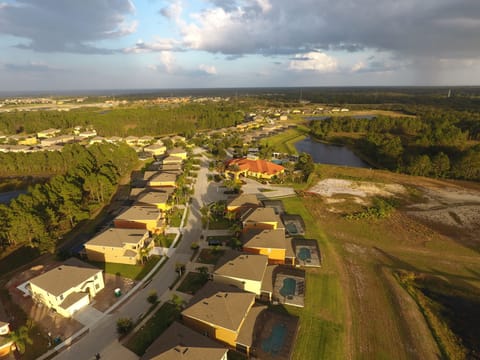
[125,302,181,356]
[291,166,480,359]
[260,126,309,155]
[89,255,161,280]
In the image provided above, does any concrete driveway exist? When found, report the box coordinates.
[73,305,104,327]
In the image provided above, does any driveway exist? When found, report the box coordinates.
[73,305,104,327]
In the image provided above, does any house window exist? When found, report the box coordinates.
[59,294,64,301]
[95,284,100,290]
[94,274,98,280]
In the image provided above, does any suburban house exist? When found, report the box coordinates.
[136,190,172,211]
[37,128,60,139]
[144,143,167,157]
[225,158,285,180]
[138,135,154,146]
[171,135,186,144]
[226,194,261,216]
[168,148,187,160]
[84,228,153,265]
[125,136,139,146]
[242,229,295,265]
[89,136,106,144]
[78,130,97,138]
[158,163,182,174]
[28,258,104,318]
[162,155,183,165]
[148,172,177,187]
[141,321,228,360]
[114,206,163,232]
[241,207,284,232]
[182,283,266,356]
[143,171,158,182]
[213,252,269,297]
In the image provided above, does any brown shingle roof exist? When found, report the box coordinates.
[141,322,228,360]
[115,206,160,222]
[242,229,290,250]
[85,228,148,248]
[149,172,177,183]
[241,207,281,224]
[182,282,255,332]
[214,252,268,282]
[236,304,267,347]
[136,191,170,205]
[29,258,101,297]
[227,194,261,209]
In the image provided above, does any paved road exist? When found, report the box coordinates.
[55,152,214,360]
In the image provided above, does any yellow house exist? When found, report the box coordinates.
[141,321,228,360]
[162,155,183,165]
[144,143,167,156]
[138,135,154,146]
[136,190,173,211]
[168,147,187,160]
[148,172,177,187]
[125,136,139,146]
[213,253,268,296]
[242,229,295,265]
[84,228,153,265]
[182,283,266,356]
[37,128,60,139]
[28,258,104,318]
[114,206,163,232]
[241,207,283,232]
[17,135,38,145]
[226,194,261,215]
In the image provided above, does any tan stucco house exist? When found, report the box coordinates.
[28,258,104,318]
[114,206,163,232]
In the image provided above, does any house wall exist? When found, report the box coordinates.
[182,316,238,347]
[114,219,159,232]
[213,274,262,295]
[85,245,137,265]
[148,180,176,187]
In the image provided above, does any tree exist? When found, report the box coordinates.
[171,294,185,310]
[147,290,158,305]
[10,326,33,354]
[295,152,314,181]
[116,317,133,335]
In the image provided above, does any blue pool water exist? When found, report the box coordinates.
[280,278,296,297]
[261,323,287,354]
[298,247,311,261]
[286,223,298,235]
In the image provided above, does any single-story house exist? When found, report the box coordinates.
[84,228,153,265]
[141,321,228,360]
[225,158,284,180]
[28,258,104,318]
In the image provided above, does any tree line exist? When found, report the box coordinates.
[309,109,480,181]
[0,143,137,254]
[0,102,245,137]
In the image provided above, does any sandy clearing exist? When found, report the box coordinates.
[309,178,406,198]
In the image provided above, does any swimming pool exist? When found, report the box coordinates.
[280,278,296,297]
[298,247,311,261]
[261,323,287,354]
[285,223,298,235]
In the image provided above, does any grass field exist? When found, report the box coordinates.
[291,166,480,359]
[260,126,309,155]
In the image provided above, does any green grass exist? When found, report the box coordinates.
[168,207,184,227]
[89,255,161,280]
[208,217,233,230]
[206,235,233,244]
[260,126,309,155]
[281,197,346,360]
[154,233,176,247]
[196,249,225,265]
[176,272,209,294]
[125,302,181,356]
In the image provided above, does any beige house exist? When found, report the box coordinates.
[138,135,154,146]
[37,128,60,139]
[213,253,269,296]
[148,172,177,187]
[136,190,172,211]
[242,229,295,265]
[168,147,187,159]
[241,207,283,232]
[162,155,183,165]
[125,136,139,145]
[28,258,104,318]
[226,194,261,215]
[144,143,167,157]
[182,283,266,356]
[141,321,228,360]
[114,206,163,232]
[84,228,153,265]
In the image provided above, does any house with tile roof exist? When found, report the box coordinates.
[225,158,284,180]
[84,228,153,265]
[241,229,295,265]
[181,282,266,356]
[141,321,228,360]
[28,258,104,318]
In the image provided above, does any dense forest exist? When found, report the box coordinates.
[0,102,245,137]
[309,109,480,180]
[0,143,137,254]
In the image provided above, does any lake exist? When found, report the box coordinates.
[0,189,27,204]
[295,137,370,168]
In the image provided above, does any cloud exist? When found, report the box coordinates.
[149,52,217,76]
[289,52,338,72]
[3,61,61,72]
[123,38,181,53]
[177,0,480,60]
[0,0,136,53]
[159,0,183,21]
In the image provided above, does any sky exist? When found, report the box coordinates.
[1,0,480,91]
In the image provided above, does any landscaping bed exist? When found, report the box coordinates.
[196,249,225,265]
[176,272,209,295]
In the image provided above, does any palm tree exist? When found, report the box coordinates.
[10,326,33,355]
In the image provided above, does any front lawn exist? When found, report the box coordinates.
[208,217,233,230]
[89,255,161,280]
[176,272,209,294]
[167,207,184,227]
[196,248,225,265]
[154,233,176,248]
[125,302,181,356]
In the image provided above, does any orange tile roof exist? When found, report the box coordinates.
[227,158,284,176]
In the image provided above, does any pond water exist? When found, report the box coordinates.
[0,189,27,204]
[295,137,370,168]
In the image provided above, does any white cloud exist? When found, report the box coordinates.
[289,52,338,72]
[123,38,180,53]
[198,64,217,75]
[160,51,176,74]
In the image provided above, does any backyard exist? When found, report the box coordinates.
[88,255,161,280]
